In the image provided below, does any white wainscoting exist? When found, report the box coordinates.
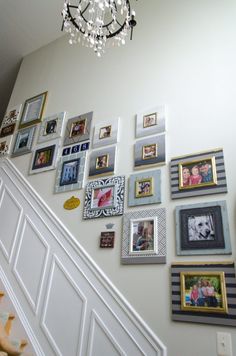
[0,158,167,356]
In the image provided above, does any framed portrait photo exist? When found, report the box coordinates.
[128,170,161,207]
[83,176,125,219]
[170,148,227,199]
[175,201,231,255]
[38,112,66,144]
[134,134,166,169]
[29,140,59,174]
[93,117,120,148]
[89,146,116,178]
[19,91,48,129]
[121,208,166,264]
[136,105,166,138]
[63,112,93,146]
[11,126,36,157]
[0,104,22,137]
[54,151,86,193]
[171,262,236,327]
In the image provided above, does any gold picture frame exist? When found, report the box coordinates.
[69,118,87,138]
[135,177,154,198]
[179,156,217,190]
[99,125,112,139]
[95,154,109,170]
[142,143,157,160]
[19,91,48,129]
[180,271,228,314]
[143,112,157,128]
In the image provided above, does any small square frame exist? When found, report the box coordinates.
[29,140,59,174]
[83,176,125,219]
[38,112,66,144]
[175,201,231,255]
[19,92,48,129]
[121,208,166,264]
[89,146,116,178]
[93,117,120,148]
[54,151,87,193]
[100,231,115,248]
[11,126,36,157]
[0,104,22,137]
[134,134,166,169]
[63,112,93,146]
[128,170,161,207]
[136,105,166,138]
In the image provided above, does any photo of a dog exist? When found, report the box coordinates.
[188,214,215,241]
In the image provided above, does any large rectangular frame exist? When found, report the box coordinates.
[171,262,236,327]
[170,148,227,199]
[83,176,125,219]
[54,151,87,193]
[121,208,166,264]
[175,201,231,256]
[19,91,48,129]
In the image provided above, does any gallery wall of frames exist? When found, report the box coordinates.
[0,91,235,328]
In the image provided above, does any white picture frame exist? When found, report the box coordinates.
[136,105,166,138]
[93,117,120,148]
[29,140,60,175]
[37,111,66,144]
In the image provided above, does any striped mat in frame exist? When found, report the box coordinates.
[171,262,236,326]
[170,148,227,199]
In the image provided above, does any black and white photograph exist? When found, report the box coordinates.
[187,214,215,241]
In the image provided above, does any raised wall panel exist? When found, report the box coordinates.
[13,216,49,313]
[0,186,22,261]
[42,257,87,356]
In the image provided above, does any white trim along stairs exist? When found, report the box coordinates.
[0,158,167,356]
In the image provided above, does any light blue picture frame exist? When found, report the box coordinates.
[128,170,161,207]
[175,200,231,255]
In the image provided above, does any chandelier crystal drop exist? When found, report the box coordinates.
[61,0,137,56]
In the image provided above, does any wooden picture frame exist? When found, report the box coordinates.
[121,208,166,264]
[29,140,59,174]
[170,148,227,199]
[54,151,86,193]
[136,105,166,138]
[134,134,166,169]
[19,92,48,129]
[83,176,125,220]
[38,112,66,144]
[175,201,231,256]
[171,262,236,327]
[100,231,115,248]
[63,112,93,146]
[11,126,36,157]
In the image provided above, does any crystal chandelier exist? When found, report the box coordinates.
[61,0,137,56]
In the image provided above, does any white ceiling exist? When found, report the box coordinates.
[0,0,65,118]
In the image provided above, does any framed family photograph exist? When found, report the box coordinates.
[128,170,161,207]
[54,151,86,193]
[63,112,93,146]
[11,126,36,157]
[136,105,166,138]
[171,262,236,327]
[29,140,59,174]
[38,112,66,144]
[175,201,231,255]
[19,91,48,129]
[134,134,166,169]
[100,231,115,248]
[0,104,22,137]
[93,117,119,148]
[170,148,227,199]
[89,146,116,178]
[180,271,228,314]
[83,176,125,219]
[121,208,166,264]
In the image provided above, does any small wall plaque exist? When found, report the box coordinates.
[63,196,81,210]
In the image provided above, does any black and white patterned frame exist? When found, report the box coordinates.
[121,208,166,264]
[83,176,125,220]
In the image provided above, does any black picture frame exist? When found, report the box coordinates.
[32,144,55,170]
[180,206,225,250]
